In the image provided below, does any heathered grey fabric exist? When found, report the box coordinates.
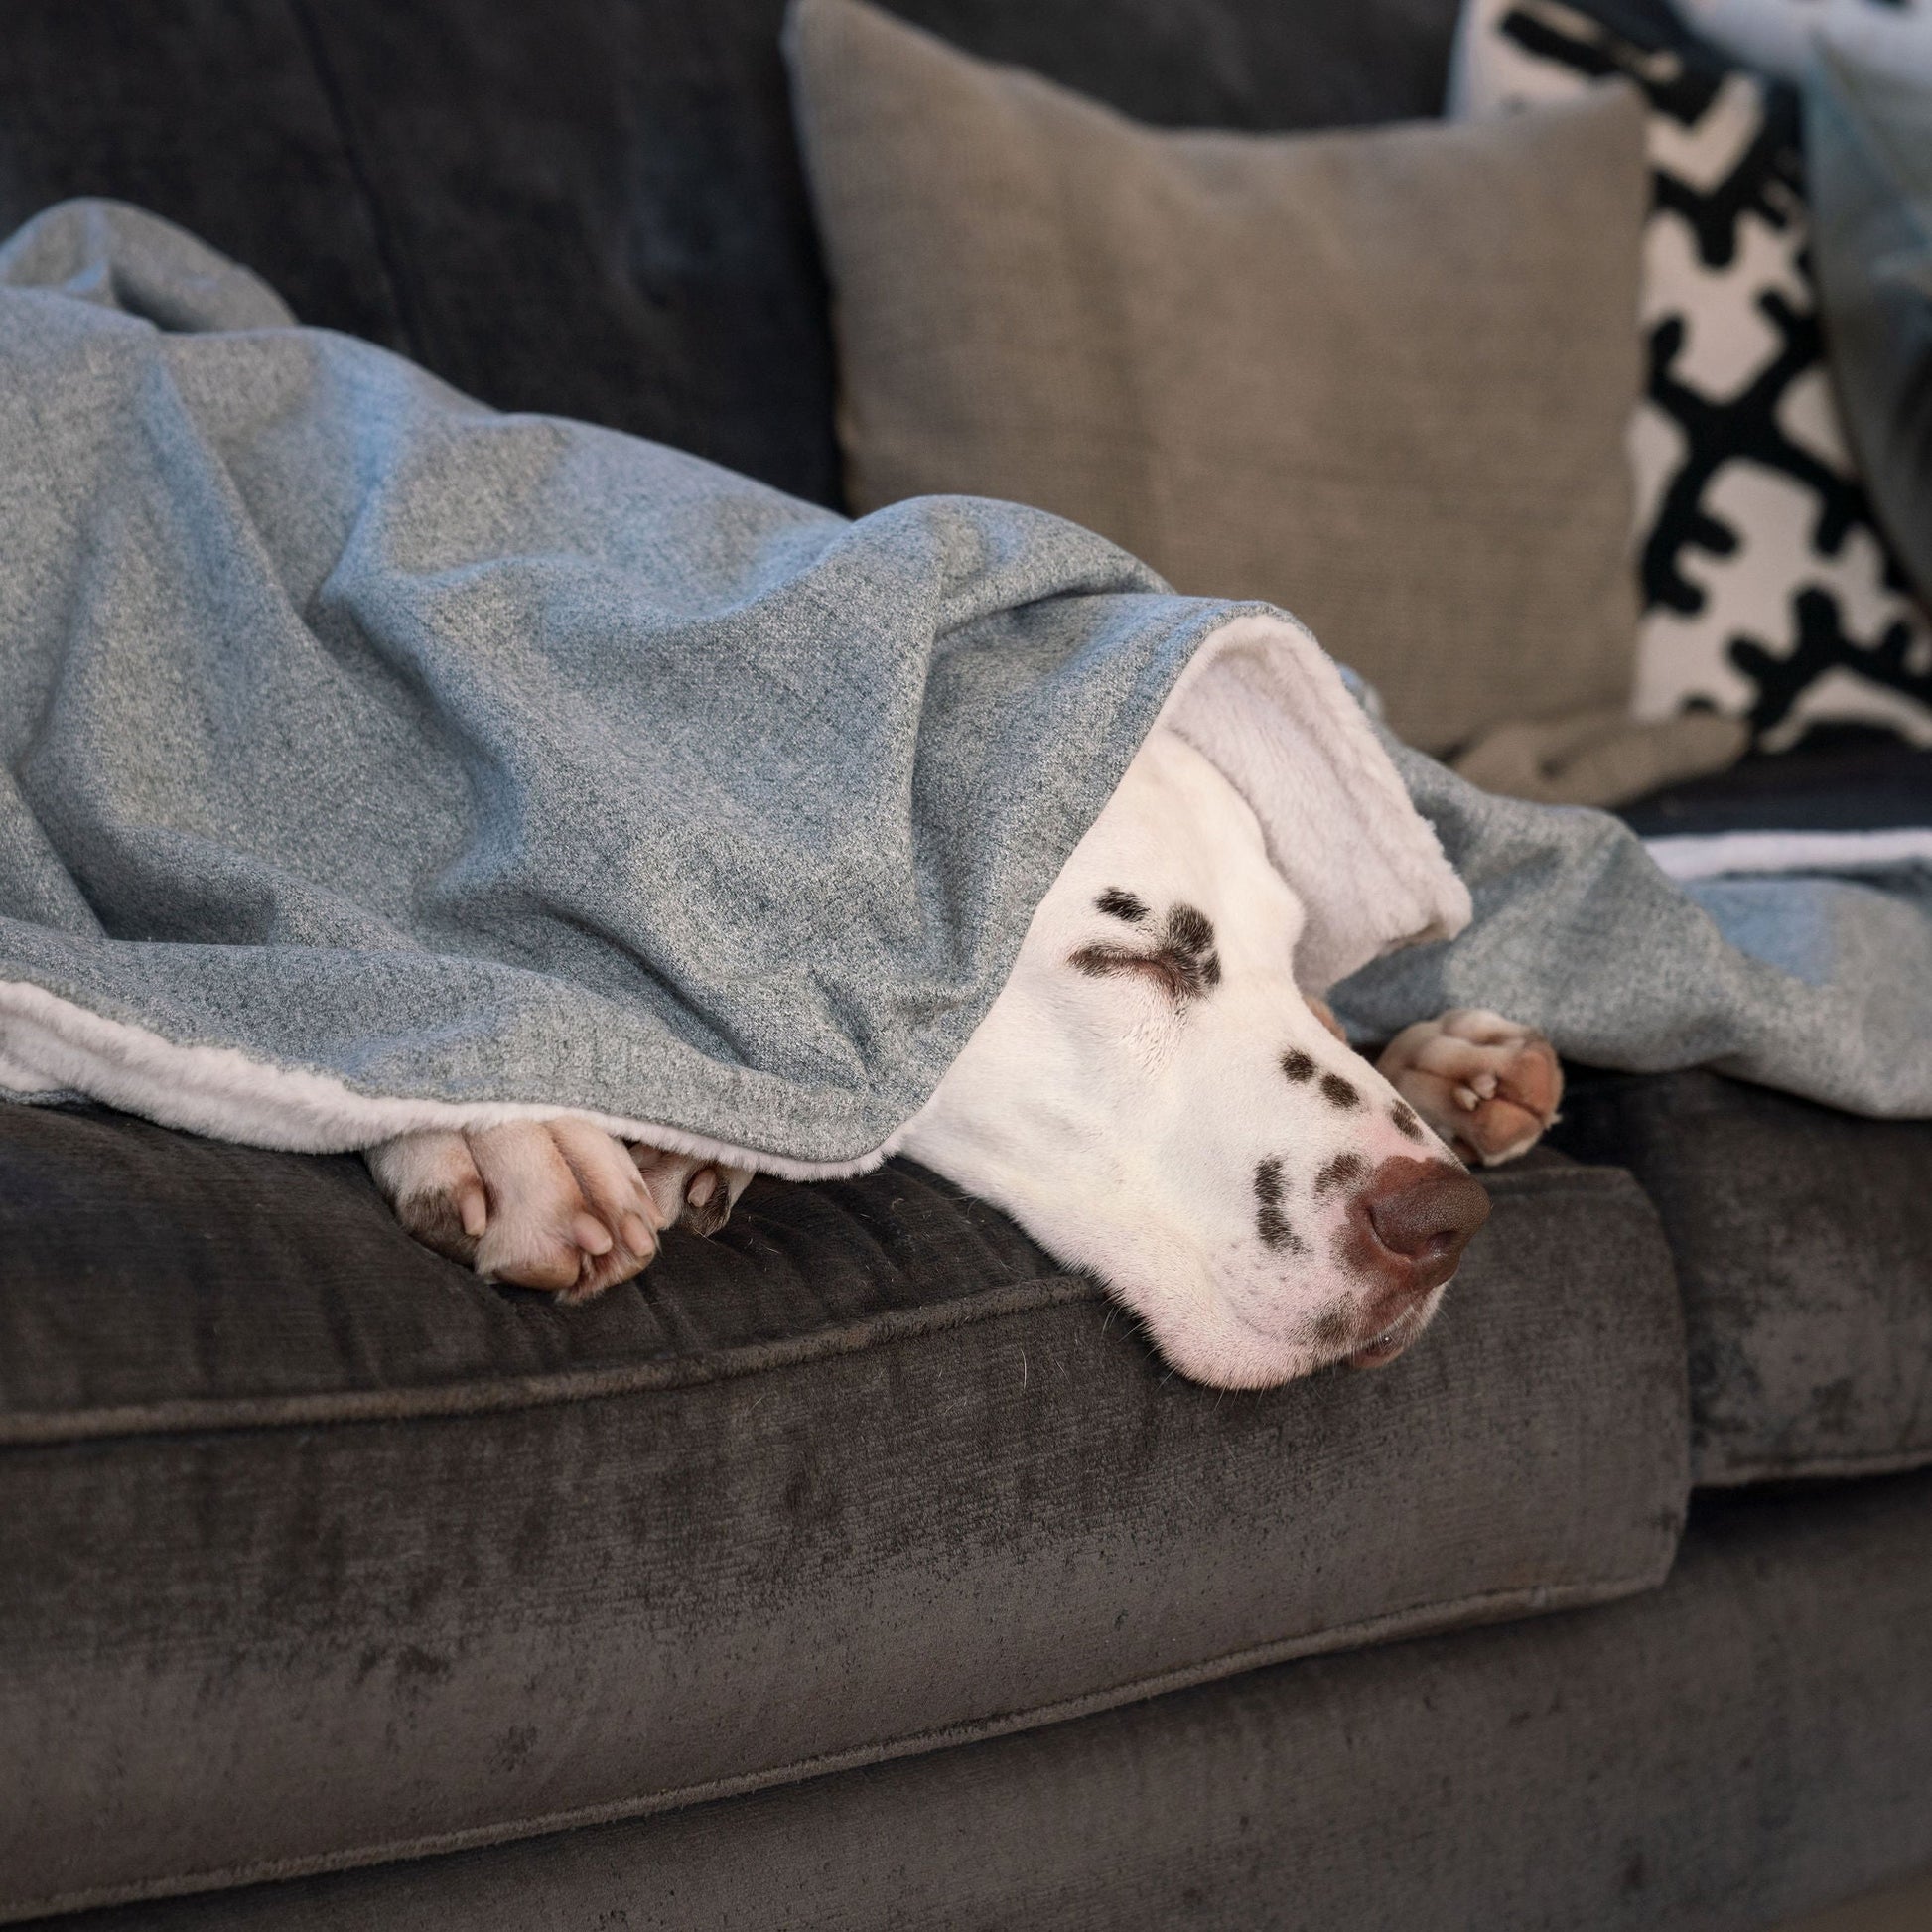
[1331,733,1932,1118]
[786,0,1651,757]
[0,200,1261,1168]
[0,1106,1688,1920]
[41,1473,1932,1932]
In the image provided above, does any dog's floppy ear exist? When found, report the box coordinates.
[1159,613,1470,994]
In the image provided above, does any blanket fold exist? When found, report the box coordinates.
[1332,737,1932,1119]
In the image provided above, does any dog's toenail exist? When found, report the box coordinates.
[573,1214,614,1255]
[620,1212,653,1253]
[687,1169,718,1208]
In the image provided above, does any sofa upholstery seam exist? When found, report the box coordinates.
[0,1168,1651,1447]
[0,1554,1679,1924]
[281,0,431,361]
[0,1272,1103,1447]
[1694,1444,1932,1486]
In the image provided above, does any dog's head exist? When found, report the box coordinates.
[902,726,1486,1388]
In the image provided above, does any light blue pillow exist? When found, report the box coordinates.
[1805,23,1932,607]
[1674,0,1929,82]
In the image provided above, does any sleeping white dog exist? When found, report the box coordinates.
[369,709,1561,1391]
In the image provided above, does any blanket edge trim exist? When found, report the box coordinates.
[0,978,900,1180]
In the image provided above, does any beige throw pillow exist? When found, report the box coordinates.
[786,0,1650,757]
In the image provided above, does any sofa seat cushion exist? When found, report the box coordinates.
[1552,1068,1932,1485]
[0,1103,1687,1920]
[47,1471,1932,1932]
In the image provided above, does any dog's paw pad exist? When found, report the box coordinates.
[677,1165,736,1236]
[1376,1009,1563,1167]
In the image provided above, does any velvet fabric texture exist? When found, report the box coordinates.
[0,1104,1687,1918]
[787,0,1651,758]
[1554,1068,1932,1484]
[0,2,1926,1925]
[0,1,1481,515]
[39,1473,1932,1932]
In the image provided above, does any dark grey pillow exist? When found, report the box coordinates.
[786,0,1652,758]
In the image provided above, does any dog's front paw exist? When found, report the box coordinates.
[1374,1009,1563,1167]
[368,1120,666,1301]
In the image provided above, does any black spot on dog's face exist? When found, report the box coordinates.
[1168,904,1212,956]
[1319,1073,1360,1111]
[1254,1158,1306,1253]
[1161,903,1220,993]
[1390,1101,1424,1140]
[1313,1152,1366,1199]
[1281,1048,1316,1084]
[1070,898,1220,1002]
[1311,1300,1356,1349]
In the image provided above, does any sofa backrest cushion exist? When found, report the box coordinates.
[0,0,1489,507]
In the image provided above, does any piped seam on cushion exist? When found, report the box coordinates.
[0,1165,1640,1446]
[1696,1444,1932,1487]
[0,1552,1684,1926]
[0,1271,1099,1447]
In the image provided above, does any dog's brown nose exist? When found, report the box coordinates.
[1362,1158,1491,1292]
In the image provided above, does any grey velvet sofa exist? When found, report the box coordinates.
[1,1,1929,1927]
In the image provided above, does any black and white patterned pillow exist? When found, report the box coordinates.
[1451,0,1932,750]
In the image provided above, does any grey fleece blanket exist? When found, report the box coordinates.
[0,203,1927,1173]
[1334,738,1932,1118]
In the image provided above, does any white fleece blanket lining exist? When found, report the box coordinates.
[1645,827,1932,882]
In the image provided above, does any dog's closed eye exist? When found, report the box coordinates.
[1070,940,1200,1002]
[1070,898,1221,1002]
